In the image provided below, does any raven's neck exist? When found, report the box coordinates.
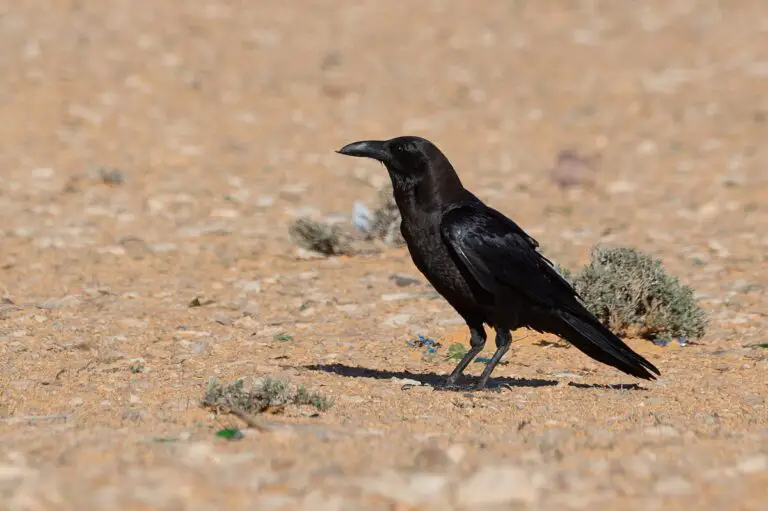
[391,164,467,215]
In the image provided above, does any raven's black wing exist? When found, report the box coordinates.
[440,204,660,380]
[440,204,578,310]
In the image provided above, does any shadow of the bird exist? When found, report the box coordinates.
[301,363,557,389]
[301,363,649,391]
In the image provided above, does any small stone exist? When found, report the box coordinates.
[380,292,417,301]
[413,447,452,470]
[188,341,208,354]
[256,195,275,208]
[70,397,84,407]
[118,318,148,329]
[234,316,259,329]
[357,470,449,506]
[37,295,81,310]
[392,378,422,387]
[234,280,262,293]
[654,476,692,495]
[381,314,411,328]
[336,304,361,318]
[210,208,239,219]
[239,301,260,317]
[120,236,152,259]
[642,425,679,438]
[445,444,466,464]
[587,428,615,448]
[606,180,636,194]
[97,167,126,186]
[390,274,421,287]
[456,465,543,506]
[620,455,654,478]
[150,242,178,254]
[737,454,767,474]
[129,394,141,404]
[214,313,234,326]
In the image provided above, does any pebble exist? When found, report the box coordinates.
[188,340,209,354]
[210,208,239,219]
[456,465,543,506]
[118,318,148,329]
[445,444,466,464]
[412,447,453,470]
[239,301,260,317]
[234,316,259,329]
[737,454,768,474]
[380,292,417,301]
[654,476,692,495]
[391,377,422,387]
[150,242,178,254]
[620,455,654,478]
[120,237,152,259]
[234,280,262,293]
[214,313,234,326]
[587,428,615,448]
[390,274,421,287]
[606,180,636,194]
[256,195,275,208]
[357,470,449,506]
[382,314,411,327]
[642,425,680,438]
[37,295,81,310]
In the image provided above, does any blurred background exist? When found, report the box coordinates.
[1,1,766,263]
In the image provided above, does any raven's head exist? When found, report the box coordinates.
[337,135,444,181]
[337,135,464,207]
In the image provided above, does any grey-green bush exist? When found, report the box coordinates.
[202,377,334,414]
[288,217,353,256]
[563,246,706,341]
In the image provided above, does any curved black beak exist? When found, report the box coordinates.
[336,140,390,163]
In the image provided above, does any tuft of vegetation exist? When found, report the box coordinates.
[215,428,244,440]
[563,246,707,342]
[288,217,354,256]
[446,342,468,361]
[295,385,335,411]
[202,377,334,415]
[287,185,405,257]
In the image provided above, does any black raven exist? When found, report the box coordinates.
[337,135,660,390]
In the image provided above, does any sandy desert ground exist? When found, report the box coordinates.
[0,1,767,509]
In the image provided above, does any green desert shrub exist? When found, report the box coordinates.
[563,246,707,342]
[202,376,334,414]
[288,217,353,256]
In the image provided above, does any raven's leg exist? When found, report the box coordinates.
[475,329,512,390]
[444,323,487,386]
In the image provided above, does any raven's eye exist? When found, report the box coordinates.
[395,144,405,153]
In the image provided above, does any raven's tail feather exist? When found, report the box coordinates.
[553,310,660,380]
